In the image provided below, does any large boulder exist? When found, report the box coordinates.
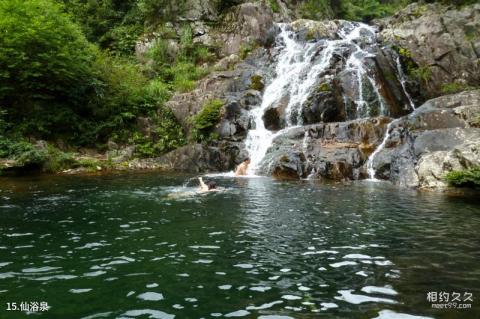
[368,90,480,188]
[377,3,480,99]
[260,117,391,180]
[262,95,289,131]
[218,2,276,56]
[128,142,242,172]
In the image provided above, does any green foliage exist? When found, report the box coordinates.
[250,75,265,91]
[398,47,412,59]
[138,0,186,26]
[148,38,176,67]
[269,0,280,13]
[73,158,104,171]
[171,62,210,92]
[318,82,331,92]
[0,137,34,159]
[41,146,76,172]
[147,25,213,93]
[191,99,224,143]
[0,138,75,172]
[445,166,480,188]
[0,0,97,136]
[0,110,7,135]
[440,82,478,94]
[299,0,334,20]
[133,107,186,157]
[61,0,142,54]
[410,66,432,83]
[239,41,257,60]
[105,23,144,55]
[338,0,409,21]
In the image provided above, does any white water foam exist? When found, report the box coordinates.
[244,22,386,175]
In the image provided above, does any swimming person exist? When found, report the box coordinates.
[235,158,251,176]
[198,177,218,192]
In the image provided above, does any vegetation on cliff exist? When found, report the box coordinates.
[445,167,480,188]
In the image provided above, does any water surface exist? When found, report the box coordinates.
[0,172,479,319]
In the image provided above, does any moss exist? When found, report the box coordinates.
[445,166,480,188]
[440,82,478,95]
[412,4,428,18]
[470,115,480,128]
[306,29,316,41]
[398,47,412,59]
[268,0,280,13]
[318,82,330,92]
[465,30,477,42]
[250,75,265,91]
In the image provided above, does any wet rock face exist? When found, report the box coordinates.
[377,3,480,99]
[260,118,391,180]
[262,95,289,131]
[301,80,345,124]
[218,2,276,56]
[369,90,480,188]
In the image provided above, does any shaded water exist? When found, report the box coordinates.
[0,173,479,319]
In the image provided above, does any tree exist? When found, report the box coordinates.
[0,0,97,136]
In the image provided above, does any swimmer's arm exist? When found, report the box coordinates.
[198,177,208,191]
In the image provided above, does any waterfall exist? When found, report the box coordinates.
[394,56,416,110]
[364,55,415,181]
[244,21,392,175]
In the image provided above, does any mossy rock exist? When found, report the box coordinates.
[318,82,330,92]
[250,75,265,91]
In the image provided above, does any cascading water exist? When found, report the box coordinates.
[366,119,399,180]
[395,56,416,110]
[365,55,416,180]
[244,21,388,175]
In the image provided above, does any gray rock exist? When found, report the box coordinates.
[377,3,480,98]
[369,90,480,188]
[108,146,136,164]
[129,142,242,172]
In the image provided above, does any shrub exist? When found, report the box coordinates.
[299,0,333,20]
[191,99,224,142]
[445,166,480,188]
[41,146,76,172]
[104,24,144,55]
[133,107,186,158]
[410,66,431,83]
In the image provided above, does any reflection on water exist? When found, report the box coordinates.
[0,173,479,319]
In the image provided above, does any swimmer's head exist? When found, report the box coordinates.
[207,180,217,190]
[244,157,251,164]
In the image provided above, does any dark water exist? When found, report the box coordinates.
[0,172,479,319]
